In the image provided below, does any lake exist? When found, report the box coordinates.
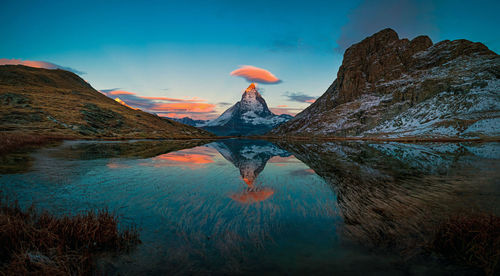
[1,139,499,275]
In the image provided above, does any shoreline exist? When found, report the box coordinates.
[1,132,499,155]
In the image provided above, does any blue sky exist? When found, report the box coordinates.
[1,0,498,119]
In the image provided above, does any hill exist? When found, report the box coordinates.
[0,65,213,141]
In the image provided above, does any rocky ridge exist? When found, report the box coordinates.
[270,28,499,138]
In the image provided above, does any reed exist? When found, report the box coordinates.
[0,132,67,155]
[0,197,140,275]
[427,213,500,276]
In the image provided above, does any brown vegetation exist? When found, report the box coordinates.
[0,198,140,275]
[427,213,500,276]
[0,65,213,140]
[0,132,70,155]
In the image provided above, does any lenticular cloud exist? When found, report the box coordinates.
[230,65,281,84]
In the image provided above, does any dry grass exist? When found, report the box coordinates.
[0,197,140,275]
[427,213,500,276]
[0,132,70,155]
[0,65,213,139]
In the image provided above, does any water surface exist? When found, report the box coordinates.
[1,139,499,275]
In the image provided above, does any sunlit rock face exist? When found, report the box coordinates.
[270,28,500,138]
[209,139,290,203]
[201,84,293,136]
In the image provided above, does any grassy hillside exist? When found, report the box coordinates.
[0,65,213,140]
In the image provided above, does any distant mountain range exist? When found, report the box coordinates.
[168,117,208,127]
[270,28,500,138]
[197,83,292,136]
[0,65,213,139]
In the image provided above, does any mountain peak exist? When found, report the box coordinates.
[270,28,499,138]
[245,83,257,92]
[200,84,293,135]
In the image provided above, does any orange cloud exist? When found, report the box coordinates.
[155,153,214,164]
[150,102,216,113]
[268,155,297,163]
[276,105,288,108]
[305,99,316,103]
[140,96,207,102]
[230,65,281,84]
[158,113,183,118]
[0,58,84,74]
[141,147,217,169]
[107,162,130,169]
[270,107,302,116]
[109,90,136,95]
[99,89,217,120]
[230,188,274,204]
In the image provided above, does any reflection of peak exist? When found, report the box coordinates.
[208,139,290,186]
[243,177,254,186]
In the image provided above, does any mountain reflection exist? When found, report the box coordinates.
[208,139,291,203]
[278,141,500,251]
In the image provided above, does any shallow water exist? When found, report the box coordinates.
[1,139,499,275]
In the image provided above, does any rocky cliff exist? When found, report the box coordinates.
[270,28,499,138]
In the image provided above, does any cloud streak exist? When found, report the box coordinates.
[0,58,85,75]
[99,89,217,120]
[283,92,317,103]
[336,0,436,52]
[270,106,302,116]
[230,65,281,84]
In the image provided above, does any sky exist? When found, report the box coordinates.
[1,0,499,119]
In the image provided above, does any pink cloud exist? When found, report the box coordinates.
[230,65,281,84]
[270,106,303,116]
[0,58,84,74]
[109,90,136,95]
[140,96,207,102]
[99,88,218,120]
[149,102,216,113]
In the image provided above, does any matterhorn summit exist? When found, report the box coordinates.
[200,83,292,136]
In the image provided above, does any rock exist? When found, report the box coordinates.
[270,28,500,138]
[80,103,124,134]
[27,252,53,265]
[1,111,43,124]
[0,93,32,107]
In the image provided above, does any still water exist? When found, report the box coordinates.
[1,139,499,275]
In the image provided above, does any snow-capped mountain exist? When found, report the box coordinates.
[168,116,208,127]
[270,28,500,138]
[200,83,293,136]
